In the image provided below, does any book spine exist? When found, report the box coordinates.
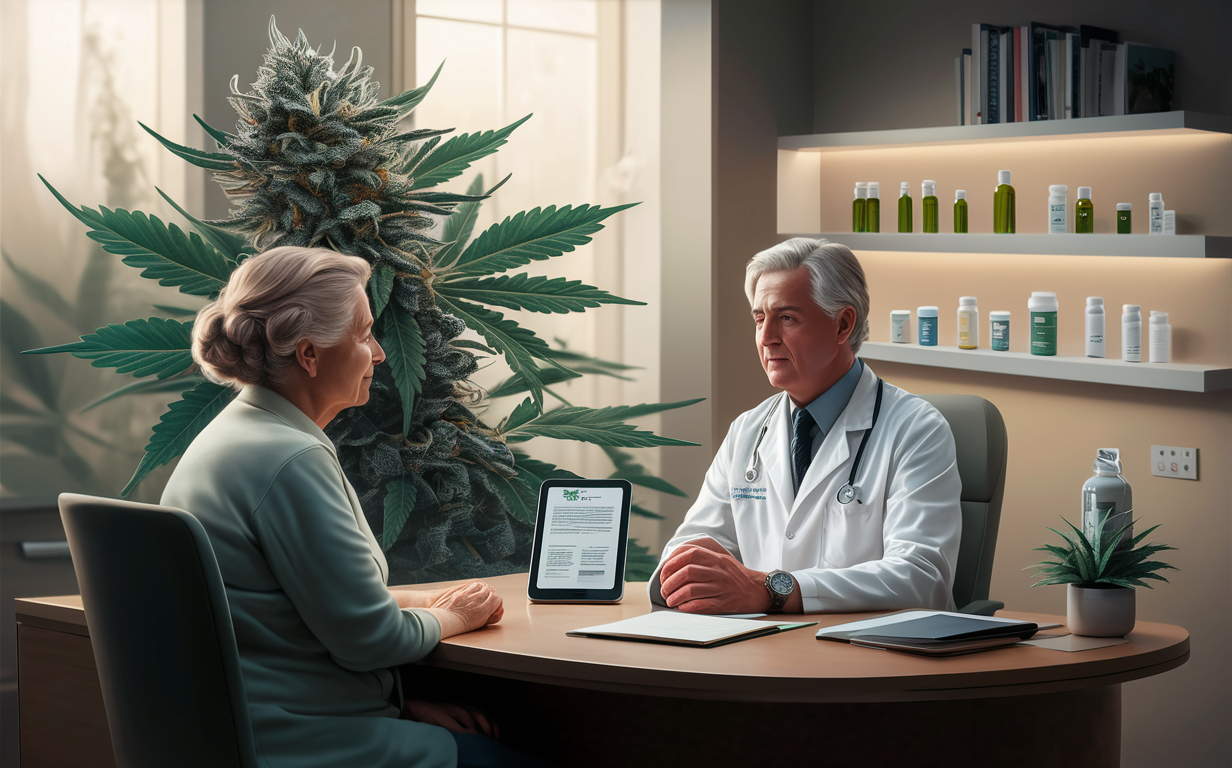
[971,24,983,124]
[988,30,1000,124]
[1021,26,1030,122]
[1064,35,1074,118]
[1004,29,1015,122]
[963,49,973,127]
[1070,33,1081,118]
[1114,42,1127,115]
[956,55,964,125]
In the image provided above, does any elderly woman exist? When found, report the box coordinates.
[161,246,544,768]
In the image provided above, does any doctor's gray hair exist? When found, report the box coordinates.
[744,237,870,354]
[193,246,371,389]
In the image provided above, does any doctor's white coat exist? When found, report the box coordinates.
[650,363,963,612]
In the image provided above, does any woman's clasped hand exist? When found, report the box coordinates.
[426,581,505,637]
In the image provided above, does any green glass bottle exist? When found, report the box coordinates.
[993,169,1015,234]
[1116,203,1132,234]
[1075,186,1094,233]
[922,180,939,233]
[954,190,968,233]
[898,182,912,233]
[866,182,881,232]
[853,183,867,232]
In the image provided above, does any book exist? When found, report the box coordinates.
[963,48,972,126]
[1029,22,1077,120]
[955,54,964,125]
[1079,25,1117,118]
[1125,42,1175,114]
[817,610,1041,656]
[568,612,817,648]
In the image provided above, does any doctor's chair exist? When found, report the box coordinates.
[58,493,261,768]
[918,394,1008,616]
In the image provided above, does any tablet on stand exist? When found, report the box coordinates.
[527,479,632,604]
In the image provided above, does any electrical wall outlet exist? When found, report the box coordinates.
[1150,445,1198,480]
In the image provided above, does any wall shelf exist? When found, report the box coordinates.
[860,342,1232,393]
[779,111,1232,152]
[781,233,1230,258]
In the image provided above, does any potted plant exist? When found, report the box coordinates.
[1030,514,1177,637]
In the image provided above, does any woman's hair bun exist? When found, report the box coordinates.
[191,246,371,389]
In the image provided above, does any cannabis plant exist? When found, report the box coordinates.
[1029,514,1177,589]
[27,20,697,583]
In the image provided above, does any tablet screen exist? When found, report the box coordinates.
[528,479,631,602]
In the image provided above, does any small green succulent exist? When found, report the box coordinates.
[1030,514,1178,589]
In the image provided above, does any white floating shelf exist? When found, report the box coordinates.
[780,112,1232,152]
[860,342,1232,393]
[780,233,1230,259]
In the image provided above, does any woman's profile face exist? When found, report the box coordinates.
[314,286,385,412]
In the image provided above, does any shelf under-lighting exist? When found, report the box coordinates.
[780,233,1230,259]
[779,112,1232,152]
[860,342,1232,393]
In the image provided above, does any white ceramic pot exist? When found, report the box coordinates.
[1067,584,1136,637]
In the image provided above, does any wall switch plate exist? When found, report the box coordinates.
[1150,445,1198,480]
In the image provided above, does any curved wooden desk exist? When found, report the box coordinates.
[411,573,1189,768]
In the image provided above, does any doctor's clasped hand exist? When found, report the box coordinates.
[658,538,802,614]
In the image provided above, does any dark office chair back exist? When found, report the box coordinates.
[918,395,1008,615]
[59,493,259,768]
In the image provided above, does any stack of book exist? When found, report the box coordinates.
[956,22,1174,125]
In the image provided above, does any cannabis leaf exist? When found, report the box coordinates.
[378,305,425,436]
[502,400,703,448]
[602,446,689,497]
[122,382,235,496]
[379,61,444,115]
[42,177,235,296]
[447,203,637,278]
[139,122,238,171]
[25,318,194,380]
[407,115,531,191]
[382,477,418,551]
[437,274,644,314]
[155,187,251,262]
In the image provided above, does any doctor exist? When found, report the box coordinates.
[650,238,961,614]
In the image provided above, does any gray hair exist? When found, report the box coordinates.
[744,237,870,354]
[193,246,371,389]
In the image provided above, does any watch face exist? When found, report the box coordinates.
[769,571,794,595]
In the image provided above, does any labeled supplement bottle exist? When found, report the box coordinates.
[890,309,911,343]
[1122,304,1142,362]
[922,180,939,233]
[1116,203,1132,234]
[1163,210,1176,235]
[1085,297,1106,358]
[917,306,939,346]
[1028,291,1058,356]
[993,170,1015,233]
[1148,193,1164,235]
[957,296,979,349]
[1082,448,1133,545]
[898,182,913,233]
[866,182,881,232]
[853,183,867,232]
[1075,187,1094,233]
[954,190,968,233]
[989,311,1011,351]
[1149,311,1171,363]
[1048,185,1068,234]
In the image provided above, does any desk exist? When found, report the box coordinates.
[17,573,1189,768]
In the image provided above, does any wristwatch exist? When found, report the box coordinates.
[764,570,795,612]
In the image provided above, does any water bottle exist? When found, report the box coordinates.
[1082,448,1133,546]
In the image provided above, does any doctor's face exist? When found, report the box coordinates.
[752,267,855,406]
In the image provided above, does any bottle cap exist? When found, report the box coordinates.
[855,183,868,198]
[1093,448,1123,475]
[989,310,1011,320]
[1123,304,1141,313]
[959,296,977,306]
[917,306,939,317]
[1078,186,1091,199]
[1149,192,1162,202]
[1087,296,1104,306]
[922,180,936,195]
[1031,291,1057,299]
[900,182,910,195]
[891,309,911,318]
[955,190,966,200]
[1048,185,1068,195]
[1150,311,1169,323]
[998,170,1012,185]
[867,182,880,198]
[1117,203,1132,211]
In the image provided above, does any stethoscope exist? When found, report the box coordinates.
[743,378,884,505]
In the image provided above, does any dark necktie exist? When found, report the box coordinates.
[791,408,816,492]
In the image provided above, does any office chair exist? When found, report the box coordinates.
[917,395,1008,616]
[58,493,260,768]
